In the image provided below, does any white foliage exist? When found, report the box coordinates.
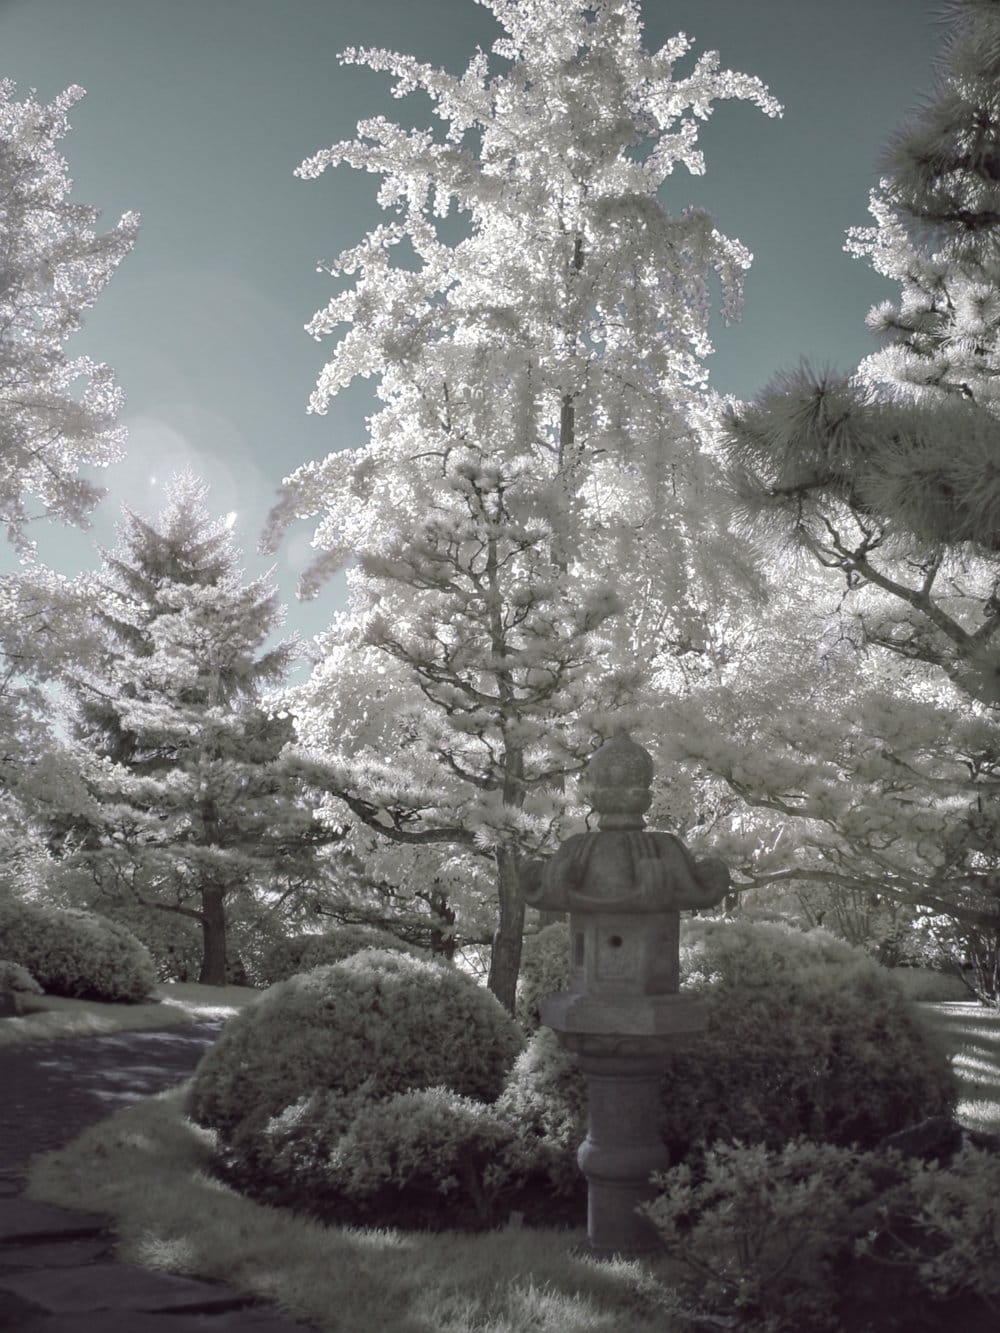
[0,82,138,552]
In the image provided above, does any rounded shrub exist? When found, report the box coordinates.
[188,948,525,1160]
[668,918,958,1152]
[0,959,43,994]
[501,918,958,1170]
[0,897,157,1003]
[256,1085,528,1230]
[257,924,422,985]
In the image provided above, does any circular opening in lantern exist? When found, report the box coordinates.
[608,935,623,948]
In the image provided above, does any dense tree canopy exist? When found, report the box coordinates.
[673,0,1000,999]
[263,0,780,1008]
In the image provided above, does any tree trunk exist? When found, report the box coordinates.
[487,844,525,1013]
[198,886,228,986]
[428,891,457,961]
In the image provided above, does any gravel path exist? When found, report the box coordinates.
[0,1021,223,1179]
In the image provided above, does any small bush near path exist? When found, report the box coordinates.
[0,897,157,1003]
[0,960,42,994]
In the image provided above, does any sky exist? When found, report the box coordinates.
[0,0,943,683]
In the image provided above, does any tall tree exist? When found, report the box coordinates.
[53,473,333,985]
[682,0,1000,997]
[0,81,138,887]
[264,0,780,1009]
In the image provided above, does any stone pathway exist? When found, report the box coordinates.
[0,1024,317,1331]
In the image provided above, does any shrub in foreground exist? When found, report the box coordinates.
[256,1085,534,1230]
[188,949,524,1156]
[642,1138,1000,1332]
[0,897,157,1003]
[504,918,958,1183]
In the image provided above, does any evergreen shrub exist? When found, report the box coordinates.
[257,924,422,985]
[0,897,157,1003]
[642,1138,878,1331]
[188,948,525,1171]
[256,1085,532,1230]
[642,1138,1000,1332]
[0,959,43,994]
[505,917,958,1173]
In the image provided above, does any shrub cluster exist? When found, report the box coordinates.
[0,897,157,1003]
[257,924,422,986]
[188,948,527,1226]
[508,917,958,1181]
[189,919,962,1238]
[642,1137,1000,1331]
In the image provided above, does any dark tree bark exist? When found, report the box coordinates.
[198,886,228,986]
[487,845,526,1013]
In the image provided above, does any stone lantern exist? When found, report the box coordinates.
[522,729,730,1259]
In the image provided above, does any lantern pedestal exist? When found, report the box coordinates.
[543,990,710,1260]
[576,1050,670,1257]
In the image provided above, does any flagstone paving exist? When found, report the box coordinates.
[0,1023,317,1331]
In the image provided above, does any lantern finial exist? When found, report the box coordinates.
[581,730,654,830]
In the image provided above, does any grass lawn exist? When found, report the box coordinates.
[0,981,259,1047]
[26,1089,679,1333]
[16,994,1000,1333]
[919,999,1000,1135]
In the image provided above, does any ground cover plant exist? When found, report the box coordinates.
[921,1001,1000,1137]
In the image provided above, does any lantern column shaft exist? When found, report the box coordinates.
[576,1053,671,1258]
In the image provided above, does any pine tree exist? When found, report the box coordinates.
[699,0,1000,996]
[57,473,332,985]
[264,0,780,1009]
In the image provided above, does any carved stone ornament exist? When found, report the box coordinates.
[523,731,730,914]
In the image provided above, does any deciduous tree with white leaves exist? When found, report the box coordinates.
[263,0,780,1009]
[0,81,137,883]
[0,80,137,548]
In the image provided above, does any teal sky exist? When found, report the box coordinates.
[0,0,941,681]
